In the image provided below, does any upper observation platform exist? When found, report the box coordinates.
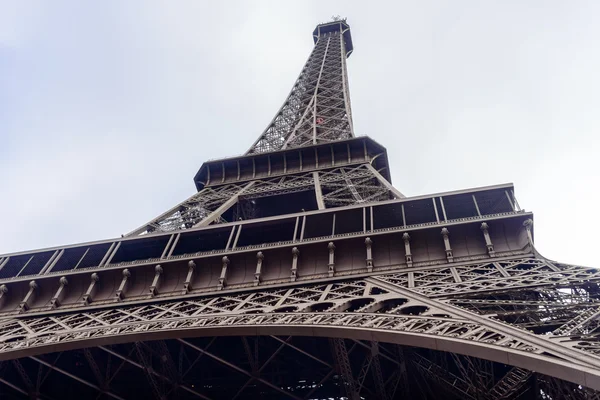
[313,20,354,57]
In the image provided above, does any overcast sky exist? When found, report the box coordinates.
[1,1,598,267]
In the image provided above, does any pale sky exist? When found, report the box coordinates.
[1,1,598,267]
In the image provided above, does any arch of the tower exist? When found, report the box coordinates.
[2,307,600,394]
[0,330,598,399]
[3,253,600,399]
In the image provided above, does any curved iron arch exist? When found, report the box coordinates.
[1,310,600,391]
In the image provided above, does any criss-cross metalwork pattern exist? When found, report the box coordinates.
[1,18,599,400]
[247,25,353,154]
[2,260,600,376]
[2,256,600,398]
[127,163,398,235]
[3,337,598,400]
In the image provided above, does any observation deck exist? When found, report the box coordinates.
[313,20,353,57]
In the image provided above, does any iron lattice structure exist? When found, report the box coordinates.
[0,19,598,400]
[247,21,354,153]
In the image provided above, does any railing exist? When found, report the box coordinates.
[0,210,530,284]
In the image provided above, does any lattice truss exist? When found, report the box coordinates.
[3,340,597,400]
[1,339,597,400]
[319,165,392,206]
[247,29,353,154]
[138,183,247,234]
[133,164,395,235]
[2,257,600,398]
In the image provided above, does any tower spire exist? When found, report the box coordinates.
[247,20,354,154]
[123,20,402,236]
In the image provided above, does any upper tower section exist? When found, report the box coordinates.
[313,19,353,57]
[247,19,355,154]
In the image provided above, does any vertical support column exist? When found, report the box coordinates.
[439,197,448,222]
[0,257,9,273]
[293,216,300,242]
[149,264,163,297]
[441,228,454,263]
[480,222,496,257]
[346,143,351,163]
[291,247,300,282]
[402,233,413,268]
[0,284,7,308]
[226,226,236,251]
[160,233,181,260]
[167,233,181,258]
[332,213,336,236]
[218,256,229,290]
[313,171,325,210]
[183,261,196,294]
[432,198,440,223]
[330,338,359,400]
[331,145,335,166]
[365,237,373,273]
[18,280,38,313]
[44,249,64,275]
[103,242,121,266]
[254,251,264,286]
[115,269,131,301]
[472,195,482,217]
[49,276,68,309]
[299,215,306,241]
[40,251,58,274]
[511,190,521,211]
[407,272,415,288]
[232,225,243,249]
[340,27,354,135]
[312,36,331,144]
[82,273,100,305]
[505,190,516,211]
[523,219,534,246]
[327,242,336,277]
[369,342,387,400]
[160,235,175,259]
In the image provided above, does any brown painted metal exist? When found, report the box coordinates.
[0,18,597,400]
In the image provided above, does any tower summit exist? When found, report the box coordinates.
[124,19,401,235]
[0,19,599,400]
[313,19,353,55]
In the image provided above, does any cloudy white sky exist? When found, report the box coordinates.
[0,1,598,267]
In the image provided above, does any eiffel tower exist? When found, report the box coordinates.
[0,19,599,400]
